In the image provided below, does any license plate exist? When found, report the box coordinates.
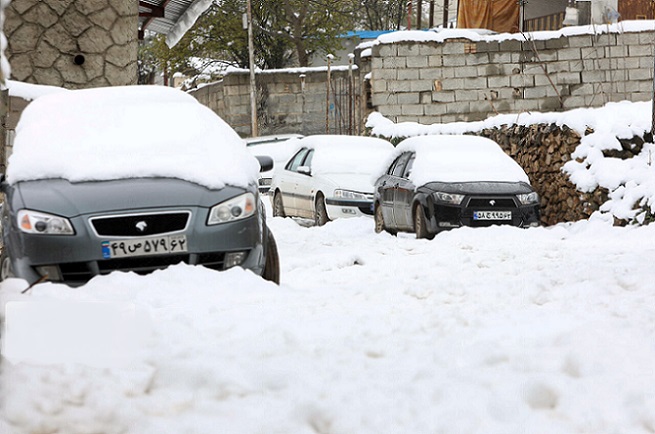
[473,211,512,220]
[101,235,188,259]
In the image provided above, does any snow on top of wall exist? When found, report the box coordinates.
[357,20,655,51]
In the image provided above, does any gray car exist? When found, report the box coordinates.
[0,85,280,286]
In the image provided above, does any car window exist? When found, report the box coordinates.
[302,149,314,168]
[387,156,403,175]
[402,154,415,179]
[391,153,410,177]
[286,148,309,171]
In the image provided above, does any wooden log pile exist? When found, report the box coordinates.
[477,124,608,226]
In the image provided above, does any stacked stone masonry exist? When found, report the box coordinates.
[5,0,138,89]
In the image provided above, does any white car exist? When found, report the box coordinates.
[245,134,304,194]
[269,135,394,226]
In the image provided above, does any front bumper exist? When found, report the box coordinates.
[7,208,266,286]
[325,198,374,219]
[428,201,540,232]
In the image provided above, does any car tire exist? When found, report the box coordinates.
[374,203,396,235]
[314,194,329,226]
[262,230,280,285]
[414,204,433,240]
[0,248,13,281]
[273,191,286,218]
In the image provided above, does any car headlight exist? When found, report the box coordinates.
[207,192,257,225]
[333,189,371,200]
[434,192,465,205]
[17,210,75,235]
[517,192,539,205]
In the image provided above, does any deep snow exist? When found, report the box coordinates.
[1,209,655,434]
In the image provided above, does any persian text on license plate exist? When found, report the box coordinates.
[473,211,512,220]
[101,235,188,259]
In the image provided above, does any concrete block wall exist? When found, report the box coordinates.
[5,0,138,88]
[191,68,357,137]
[369,30,655,124]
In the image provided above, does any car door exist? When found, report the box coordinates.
[393,153,416,230]
[293,149,315,219]
[380,153,411,230]
[279,148,310,216]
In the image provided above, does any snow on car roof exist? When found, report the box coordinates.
[391,135,530,186]
[298,135,394,175]
[6,85,259,189]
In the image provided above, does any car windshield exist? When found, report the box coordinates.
[7,86,259,189]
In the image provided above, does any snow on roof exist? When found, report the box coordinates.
[6,85,259,188]
[298,135,394,175]
[390,135,530,186]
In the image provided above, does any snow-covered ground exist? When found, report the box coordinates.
[2,203,655,433]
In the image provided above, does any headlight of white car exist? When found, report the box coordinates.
[517,192,539,205]
[434,192,465,205]
[333,189,371,200]
[207,192,256,225]
[17,210,74,235]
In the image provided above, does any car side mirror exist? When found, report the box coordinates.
[297,166,311,176]
[255,156,274,172]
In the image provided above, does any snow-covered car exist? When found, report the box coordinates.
[269,135,394,226]
[0,85,280,286]
[374,135,541,239]
[245,134,304,194]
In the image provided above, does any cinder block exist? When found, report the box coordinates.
[419,68,442,80]
[463,77,487,88]
[428,55,443,67]
[431,91,456,103]
[419,43,442,56]
[397,68,419,80]
[443,42,465,55]
[628,44,652,57]
[398,93,420,104]
[487,75,510,87]
[489,52,512,63]
[401,104,424,115]
[388,80,411,92]
[465,53,490,65]
[523,86,547,99]
[568,35,593,48]
[558,48,581,61]
[456,66,479,77]
[424,103,448,115]
[608,46,628,57]
[410,80,433,92]
[397,43,420,56]
[617,33,640,46]
[441,78,464,91]
[443,55,466,67]
[407,56,428,68]
[562,96,586,110]
[556,71,581,85]
[454,89,480,101]
[628,68,651,81]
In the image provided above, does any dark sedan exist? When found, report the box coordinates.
[373,135,540,239]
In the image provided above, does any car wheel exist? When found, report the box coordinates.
[414,204,433,240]
[273,191,286,218]
[262,230,280,285]
[314,194,329,226]
[374,204,395,235]
[0,248,13,281]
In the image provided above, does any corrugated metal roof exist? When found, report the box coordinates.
[139,0,213,47]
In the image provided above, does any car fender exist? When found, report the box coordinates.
[412,193,437,233]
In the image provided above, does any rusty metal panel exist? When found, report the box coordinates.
[618,0,655,20]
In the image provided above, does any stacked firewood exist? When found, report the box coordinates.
[478,124,607,226]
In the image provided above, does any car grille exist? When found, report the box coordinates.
[465,197,517,208]
[57,252,229,285]
[90,212,190,237]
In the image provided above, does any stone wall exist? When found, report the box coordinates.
[191,67,361,137]
[5,0,138,88]
[368,30,655,124]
